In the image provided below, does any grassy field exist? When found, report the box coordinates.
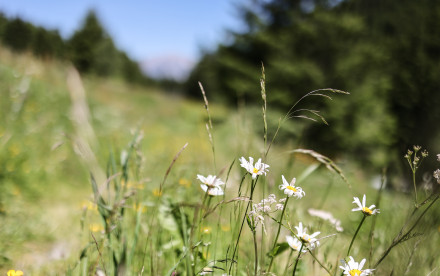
[1,46,439,276]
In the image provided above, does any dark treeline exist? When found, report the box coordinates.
[185,0,440,175]
[0,10,151,86]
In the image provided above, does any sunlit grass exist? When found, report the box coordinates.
[1,46,439,275]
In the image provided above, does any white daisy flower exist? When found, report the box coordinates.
[286,235,307,252]
[295,222,320,249]
[279,175,305,198]
[197,174,225,196]
[239,157,269,179]
[433,169,440,184]
[340,256,374,276]
[352,194,380,216]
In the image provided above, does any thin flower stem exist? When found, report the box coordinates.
[229,177,258,274]
[267,196,290,272]
[192,190,210,274]
[259,222,266,271]
[292,243,304,276]
[347,215,366,256]
[205,196,212,216]
[252,228,259,276]
[412,171,418,207]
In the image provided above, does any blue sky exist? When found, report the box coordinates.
[0,0,246,78]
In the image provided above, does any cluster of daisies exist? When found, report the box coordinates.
[197,156,380,275]
[197,157,306,197]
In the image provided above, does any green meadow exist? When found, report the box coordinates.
[1,47,439,276]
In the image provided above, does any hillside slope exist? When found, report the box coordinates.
[0,46,230,273]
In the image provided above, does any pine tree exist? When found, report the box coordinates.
[32,27,65,59]
[2,17,33,52]
[67,10,107,73]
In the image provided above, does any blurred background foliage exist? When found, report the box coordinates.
[1,0,440,182]
[0,10,151,86]
[185,0,440,177]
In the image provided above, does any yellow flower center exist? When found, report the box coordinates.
[301,235,310,243]
[253,168,259,174]
[349,269,362,276]
[362,207,373,215]
[286,186,297,192]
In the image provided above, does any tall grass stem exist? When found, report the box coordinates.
[199,82,217,171]
[374,193,439,268]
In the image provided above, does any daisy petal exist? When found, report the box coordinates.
[359,258,366,270]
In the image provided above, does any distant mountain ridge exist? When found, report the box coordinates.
[141,54,195,82]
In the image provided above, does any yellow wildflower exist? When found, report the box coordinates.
[178,178,191,188]
[8,270,24,276]
[221,225,231,232]
[81,200,97,211]
[201,226,212,234]
[152,189,162,197]
[89,223,104,233]
[133,203,147,213]
[9,144,20,157]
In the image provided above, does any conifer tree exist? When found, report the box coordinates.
[68,10,107,73]
[3,18,33,52]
